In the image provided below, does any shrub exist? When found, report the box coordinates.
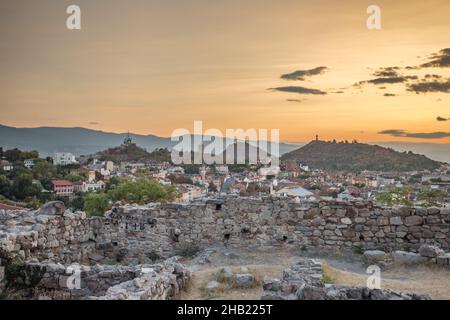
[174,244,200,258]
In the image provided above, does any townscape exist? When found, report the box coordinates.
[1,0,449,307]
[1,135,449,215]
[1,135,450,301]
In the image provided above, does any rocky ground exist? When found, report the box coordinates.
[178,246,450,300]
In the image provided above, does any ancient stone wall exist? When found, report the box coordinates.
[109,196,450,261]
[1,196,449,266]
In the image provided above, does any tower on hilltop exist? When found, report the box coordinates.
[123,131,133,146]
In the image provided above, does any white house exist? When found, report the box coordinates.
[24,159,35,169]
[258,166,280,178]
[54,152,77,166]
[276,186,314,199]
[167,166,185,174]
[85,181,105,192]
[1,160,13,172]
[216,165,229,175]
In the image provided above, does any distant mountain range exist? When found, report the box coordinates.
[0,124,299,157]
[0,124,448,164]
[282,140,443,172]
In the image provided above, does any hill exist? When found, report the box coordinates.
[0,124,299,157]
[96,142,172,163]
[281,140,442,172]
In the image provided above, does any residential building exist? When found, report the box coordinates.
[53,152,77,166]
[216,165,229,175]
[51,180,74,196]
[88,171,96,183]
[276,186,315,200]
[1,160,13,172]
[24,159,35,169]
[167,166,185,174]
[85,181,105,192]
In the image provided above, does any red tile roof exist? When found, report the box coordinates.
[51,180,73,187]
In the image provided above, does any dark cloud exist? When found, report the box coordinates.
[407,77,450,93]
[405,132,450,139]
[420,48,450,68]
[280,66,328,81]
[383,93,396,97]
[424,74,443,80]
[378,129,450,139]
[378,129,407,137]
[270,86,327,95]
[437,116,448,122]
[286,99,304,103]
[372,67,401,77]
[355,75,417,86]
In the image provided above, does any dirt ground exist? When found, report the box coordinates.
[178,246,450,300]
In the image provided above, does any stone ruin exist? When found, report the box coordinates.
[1,195,449,299]
[261,258,430,300]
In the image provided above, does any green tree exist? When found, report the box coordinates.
[11,172,41,200]
[107,178,177,204]
[375,187,412,207]
[0,175,10,197]
[417,189,446,207]
[84,193,109,217]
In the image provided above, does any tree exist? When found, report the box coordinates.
[375,187,412,207]
[11,172,41,200]
[183,164,200,174]
[417,189,446,207]
[84,193,109,217]
[107,178,177,204]
[208,182,218,193]
[0,175,10,197]
[70,195,85,211]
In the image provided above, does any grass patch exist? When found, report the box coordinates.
[147,250,162,262]
[352,245,364,255]
[175,244,201,258]
[321,262,336,284]
[201,266,263,298]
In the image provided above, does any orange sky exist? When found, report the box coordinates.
[0,0,449,143]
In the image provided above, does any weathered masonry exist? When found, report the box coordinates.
[1,196,449,265]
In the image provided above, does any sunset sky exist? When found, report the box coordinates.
[0,0,449,143]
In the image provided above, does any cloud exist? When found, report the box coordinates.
[437,116,448,122]
[378,129,407,137]
[378,129,450,139]
[407,77,450,93]
[424,74,443,80]
[88,122,99,125]
[420,48,450,68]
[270,86,327,95]
[286,99,304,103]
[383,93,396,97]
[372,67,401,77]
[280,66,328,81]
[355,75,418,87]
[405,132,450,139]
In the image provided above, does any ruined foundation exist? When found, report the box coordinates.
[1,196,449,299]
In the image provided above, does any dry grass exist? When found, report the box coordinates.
[179,264,282,300]
[324,263,450,300]
[321,262,337,284]
[178,247,450,300]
